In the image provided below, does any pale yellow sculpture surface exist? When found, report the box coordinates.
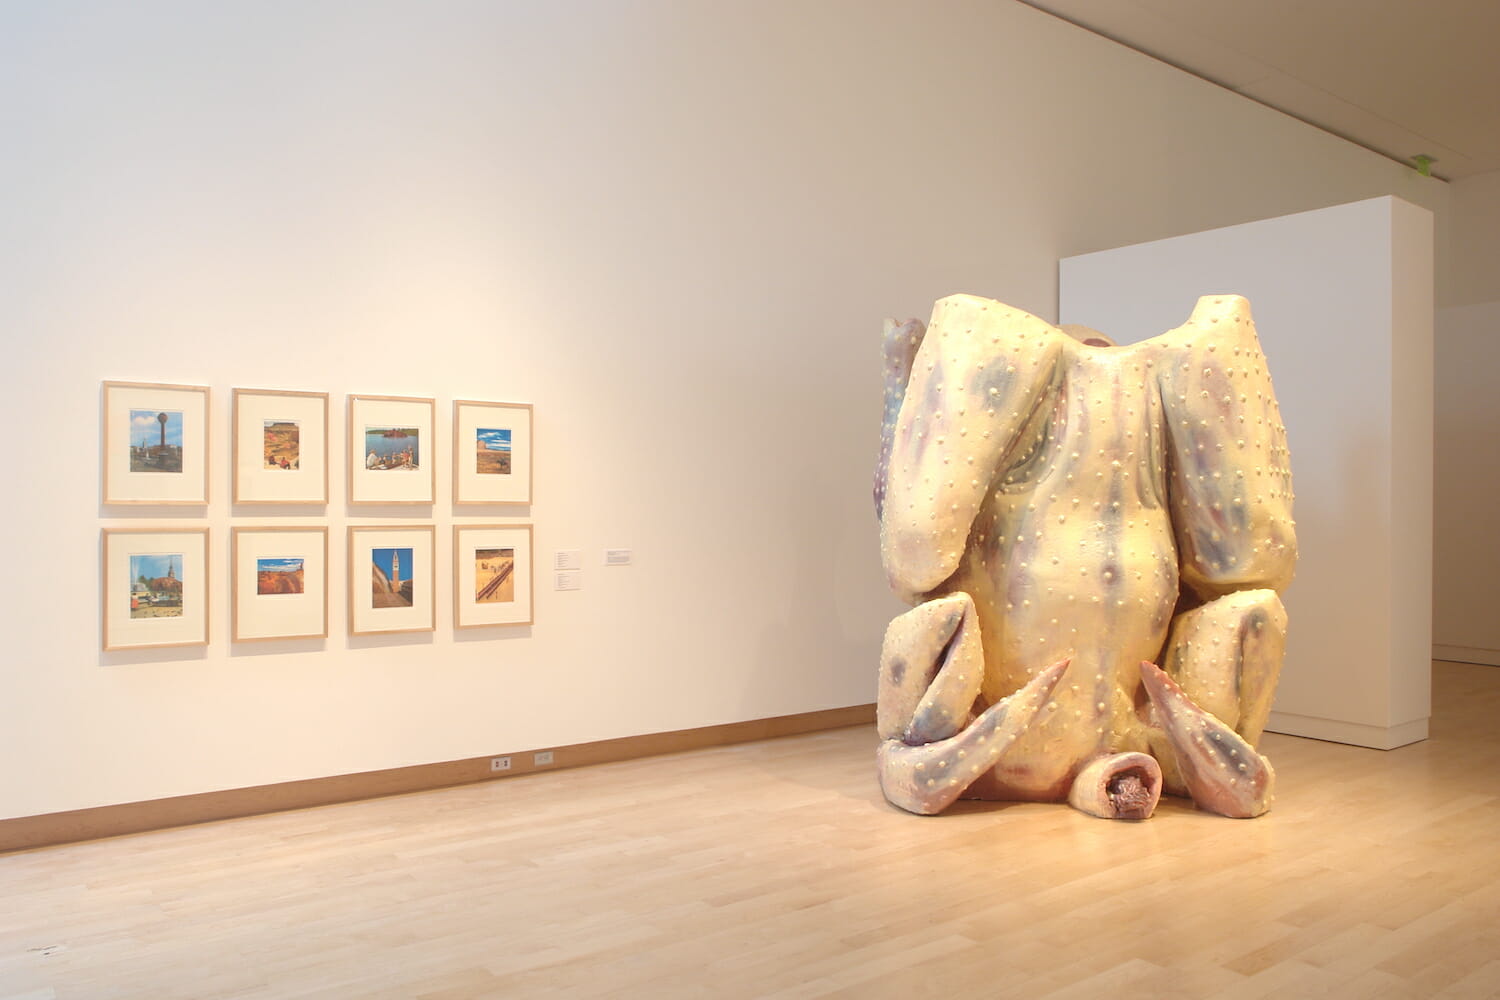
[875,294,1296,819]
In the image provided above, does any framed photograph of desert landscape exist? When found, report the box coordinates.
[453,524,534,628]
[348,394,435,505]
[102,381,210,505]
[453,400,533,505]
[231,526,329,642]
[233,388,329,504]
[348,524,435,635]
[101,527,209,651]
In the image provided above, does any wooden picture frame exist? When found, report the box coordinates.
[102,381,210,505]
[233,388,329,504]
[231,526,329,642]
[453,524,534,628]
[348,394,436,505]
[453,400,533,505]
[102,527,210,650]
[348,524,436,635]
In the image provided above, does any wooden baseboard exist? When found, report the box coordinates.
[1265,710,1429,750]
[1433,644,1500,667]
[0,704,875,854]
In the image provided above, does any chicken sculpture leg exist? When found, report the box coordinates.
[875,294,1296,819]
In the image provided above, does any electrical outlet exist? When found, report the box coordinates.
[490,756,511,772]
[534,750,555,766]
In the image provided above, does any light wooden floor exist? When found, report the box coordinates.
[3,661,1498,1000]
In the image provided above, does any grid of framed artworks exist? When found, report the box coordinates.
[99,381,535,651]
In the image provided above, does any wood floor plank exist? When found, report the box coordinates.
[0,661,1496,999]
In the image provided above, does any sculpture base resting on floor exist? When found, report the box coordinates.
[874,294,1296,820]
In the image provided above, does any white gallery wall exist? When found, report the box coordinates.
[1061,198,1434,749]
[1434,169,1500,665]
[0,0,1447,820]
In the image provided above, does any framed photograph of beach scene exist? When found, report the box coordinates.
[233,389,329,505]
[453,524,534,629]
[348,524,435,635]
[102,527,209,651]
[231,526,329,642]
[348,394,435,505]
[453,400,533,505]
[102,381,210,505]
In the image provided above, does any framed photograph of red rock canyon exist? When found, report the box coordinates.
[231,526,329,642]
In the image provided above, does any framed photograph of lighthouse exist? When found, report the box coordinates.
[102,527,210,651]
[453,523,533,629]
[453,400,533,505]
[102,381,210,505]
[348,524,435,635]
[233,388,329,505]
[348,394,435,505]
[231,526,329,642]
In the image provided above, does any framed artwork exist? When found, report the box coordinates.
[233,388,329,504]
[453,400,533,505]
[453,524,534,628]
[348,394,435,505]
[348,524,436,635]
[101,527,209,651]
[101,381,210,505]
[231,526,329,642]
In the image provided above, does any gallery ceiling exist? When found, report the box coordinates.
[1020,0,1500,180]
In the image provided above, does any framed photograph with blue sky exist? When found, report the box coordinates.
[348,524,435,635]
[232,526,329,642]
[348,394,435,505]
[102,381,210,505]
[453,399,532,505]
[102,527,209,650]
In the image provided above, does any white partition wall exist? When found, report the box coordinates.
[1060,197,1434,749]
[1433,170,1500,666]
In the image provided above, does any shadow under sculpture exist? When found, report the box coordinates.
[874,293,1297,820]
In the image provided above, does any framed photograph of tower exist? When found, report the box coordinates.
[453,523,534,628]
[102,527,210,651]
[348,394,436,505]
[102,381,211,505]
[453,400,532,505]
[233,388,329,505]
[231,526,329,642]
[348,524,435,635]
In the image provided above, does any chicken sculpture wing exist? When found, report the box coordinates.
[875,293,1296,819]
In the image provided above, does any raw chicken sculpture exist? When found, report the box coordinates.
[875,293,1296,820]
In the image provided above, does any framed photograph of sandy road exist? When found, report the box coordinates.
[348,394,435,505]
[233,389,329,505]
[231,526,329,642]
[348,524,435,636]
[454,524,533,628]
[102,381,210,505]
[102,527,209,651]
[453,400,533,505]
